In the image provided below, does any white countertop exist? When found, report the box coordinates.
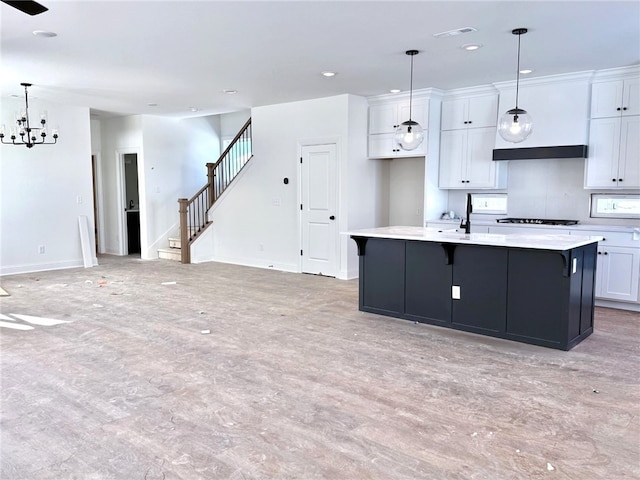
[346,226,601,251]
[427,218,639,234]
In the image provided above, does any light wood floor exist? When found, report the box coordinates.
[1,255,638,479]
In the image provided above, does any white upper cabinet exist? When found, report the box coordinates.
[368,95,431,158]
[441,94,498,130]
[590,78,640,118]
[439,127,506,189]
[438,89,504,189]
[585,70,640,189]
[369,100,428,135]
[586,116,640,189]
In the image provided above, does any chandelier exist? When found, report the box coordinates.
[0,83,59,148]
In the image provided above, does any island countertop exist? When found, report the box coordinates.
[346,226,602,251]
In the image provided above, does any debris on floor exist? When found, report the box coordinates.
[161,281,177,285]
[0,321,34,331]
[93,304,104,308]
[0,287,10,296]
[593,389,599,394]
[10,314,71,326]
[547,462,555,471]
[201,329,211,335]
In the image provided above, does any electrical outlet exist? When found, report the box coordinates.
[38,245,45,254]
[76,195,83,204]
[452,285,461,299]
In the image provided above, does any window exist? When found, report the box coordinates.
[590,194,640,219]
[471,194,508,215]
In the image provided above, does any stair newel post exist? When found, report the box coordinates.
[178,198,190,264]
[206,162,215,208]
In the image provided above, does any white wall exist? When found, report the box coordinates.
[388,157,425,226]
[98,114,220,258]
[208,94,379,278]
[99,115,143,255]
[139,115,220,258]
[0,98,97,275]
[344,94,383,278]
[220,110,251,140]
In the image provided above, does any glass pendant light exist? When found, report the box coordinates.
[394,50,424,151]
[498,28,533,143]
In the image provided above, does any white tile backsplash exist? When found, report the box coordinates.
[445,158,636,226]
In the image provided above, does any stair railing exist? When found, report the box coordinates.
[178,118,252,264]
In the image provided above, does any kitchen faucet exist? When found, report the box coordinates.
[459,193,472,234]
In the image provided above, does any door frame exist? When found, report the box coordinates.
[297,136,341,275]
[116,148,140,255]
[91,153,106,254]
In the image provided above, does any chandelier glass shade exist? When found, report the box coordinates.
[0,83,59,149]
[498,28,533,144]
[395,49,424,151]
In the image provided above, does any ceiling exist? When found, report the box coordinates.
[1,0,639,119]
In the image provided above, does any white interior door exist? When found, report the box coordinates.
[301,143,338,276]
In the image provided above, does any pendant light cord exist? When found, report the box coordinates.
[515,31,522,110]
[409,52,414,121]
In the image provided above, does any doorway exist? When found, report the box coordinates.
[300,143,338,277]
[123,153,140,255]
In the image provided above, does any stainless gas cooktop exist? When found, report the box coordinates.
[497,218,579,226]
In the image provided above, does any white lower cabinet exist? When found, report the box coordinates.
[595,246,640,302]
[572,229,640,303]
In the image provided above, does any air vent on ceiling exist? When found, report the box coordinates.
[433,27,478,38]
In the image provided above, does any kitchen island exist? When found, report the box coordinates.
[348,227,601,350]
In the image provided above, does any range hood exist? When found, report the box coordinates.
[492,144,588,161]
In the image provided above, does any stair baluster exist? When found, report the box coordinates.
[175,118,252,264]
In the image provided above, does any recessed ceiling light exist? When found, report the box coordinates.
[33,30,57,38]
[519,69,533,74]
[223,89,238,94]
[389,89,401,94]
[462,43,482,51]
[321,71,337,77]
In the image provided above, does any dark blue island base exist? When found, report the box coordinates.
[351,236,597,351]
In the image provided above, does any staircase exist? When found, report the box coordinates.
[159,118,253,263]
[158,235,182,261]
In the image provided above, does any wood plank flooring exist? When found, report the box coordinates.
[0,255,638,479]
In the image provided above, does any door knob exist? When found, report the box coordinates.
[329,215,335,220]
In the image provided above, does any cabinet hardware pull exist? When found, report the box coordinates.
[612,178,617,182]
[619,178,623,182]
[617,107,622,111]
[623,107,628,110]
